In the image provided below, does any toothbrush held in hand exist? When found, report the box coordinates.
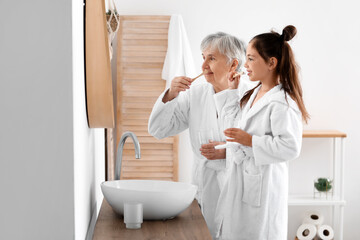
[191,72,204,82]
[192,70,245,82]
[228,70,245,89]
[215,142,240,150]
[232,70,246,79]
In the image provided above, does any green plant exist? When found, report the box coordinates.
[106,10,118,15]
[314,178,332,192]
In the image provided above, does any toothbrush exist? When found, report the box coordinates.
[191,72,204,81]
[192,70,245,82]
[232,70,246,79]
[214,142,240,150]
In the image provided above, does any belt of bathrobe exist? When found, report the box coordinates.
[233,146,254,165]
[242,147,253,157]
[197,158,226,213]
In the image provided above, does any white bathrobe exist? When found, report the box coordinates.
[213,84,303,240]
[149,82,251,238]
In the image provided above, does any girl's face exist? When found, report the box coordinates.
[202,47,232,86]
[244,42,269,82]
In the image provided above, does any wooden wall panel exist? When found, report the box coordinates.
[115,15,178,181]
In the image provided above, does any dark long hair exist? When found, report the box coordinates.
[240,25,310,123]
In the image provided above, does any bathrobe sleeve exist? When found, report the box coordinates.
[213,89,241,122]
[148,89,190,139]
[252,103,303,166]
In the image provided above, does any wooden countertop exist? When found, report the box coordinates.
[93,199,212,240]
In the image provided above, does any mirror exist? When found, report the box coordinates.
[85,0,115,128]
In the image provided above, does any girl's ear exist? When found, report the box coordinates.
[230,59,239,71]
[268,57,278,71]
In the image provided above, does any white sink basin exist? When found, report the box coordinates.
[101,180,198,220]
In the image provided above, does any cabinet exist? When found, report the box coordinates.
[289,130,346,240]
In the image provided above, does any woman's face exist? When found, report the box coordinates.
[202,47,231,86]
[244,42,269,82]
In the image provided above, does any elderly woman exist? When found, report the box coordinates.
[148,32,246,238]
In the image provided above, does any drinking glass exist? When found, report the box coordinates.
[198,129,214,145]
[223,116,235,140]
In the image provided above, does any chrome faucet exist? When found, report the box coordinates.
[115,131,141,180]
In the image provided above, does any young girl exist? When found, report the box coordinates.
[213,25,310,240]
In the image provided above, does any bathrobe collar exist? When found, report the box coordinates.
[243,84,300,122]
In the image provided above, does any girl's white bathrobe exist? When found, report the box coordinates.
[148,82,250,238]
[213,84,303,240]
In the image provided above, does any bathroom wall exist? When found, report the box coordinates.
[0,0,74,239]
[72,1,105,240]
[0,0,104,239]
[113,0,360,238]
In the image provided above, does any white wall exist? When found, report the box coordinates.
[0,1,105,239]
[114,0,360,238]
[0,0,74,239]
[72,1,105,240]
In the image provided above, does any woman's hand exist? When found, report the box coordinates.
[162,76,192,102]
[200,141,226,160]
[227,71,241,90]
[224,128,252,147]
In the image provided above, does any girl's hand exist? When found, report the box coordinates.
[163,76,192,102]
[200,141,226,160]
[227,71,241,90]
[224,128,252,147]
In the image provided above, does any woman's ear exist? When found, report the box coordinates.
[268,57,278,71]
[230,59,239,71]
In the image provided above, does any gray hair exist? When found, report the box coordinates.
[200,32,246,71]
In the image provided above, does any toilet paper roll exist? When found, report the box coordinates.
[296,223,317,240]
[317,225,334,240]
[302,211,324,226]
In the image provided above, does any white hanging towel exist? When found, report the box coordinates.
[162,14,197,89]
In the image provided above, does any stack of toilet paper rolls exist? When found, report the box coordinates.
[296,211,334,240]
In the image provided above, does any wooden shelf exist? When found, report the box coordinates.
[303,130,347,138]
[288,195,346,206]
[292,129,346,239]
